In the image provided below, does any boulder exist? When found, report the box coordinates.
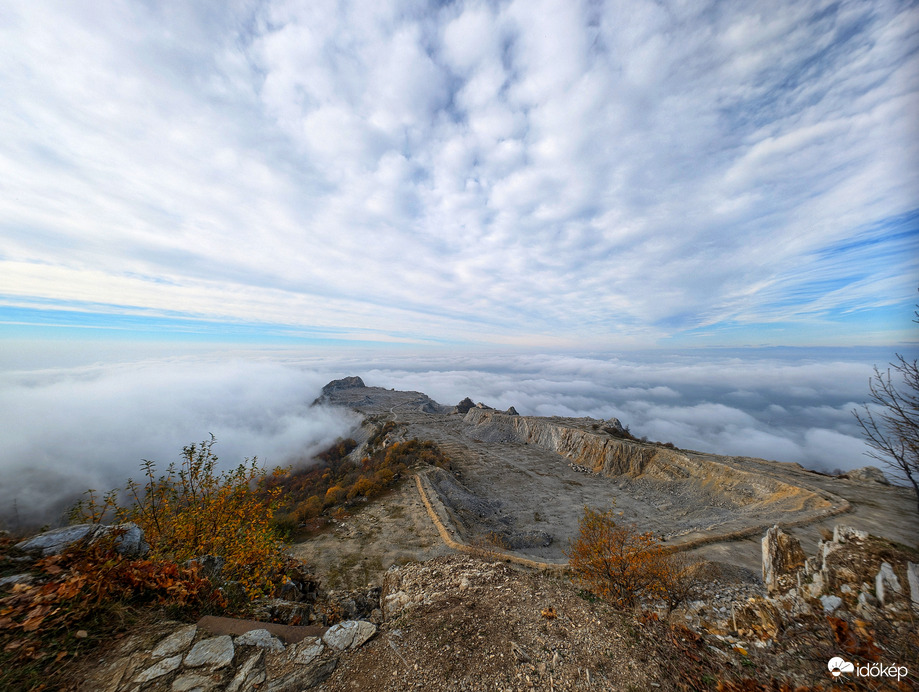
[235,629,285,652]
[133,655,182,684]
[184,635,235,669]
[322,620,376,651]
[288,636,324,665]
[762,526,806,594]
[15,523,148,557]
[151,625,197,658]
[820,595,843,613]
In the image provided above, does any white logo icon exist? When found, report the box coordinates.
[828,657,854,677]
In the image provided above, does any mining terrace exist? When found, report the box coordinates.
[292,377,919,585]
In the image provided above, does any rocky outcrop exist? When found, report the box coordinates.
[454,397,475,414]
[845,466,890,484]
[322,376,366,394]
[78,616,377,692]
[761,525,806,594]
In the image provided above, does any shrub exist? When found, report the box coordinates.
[70,436,288,598]
[566,505,697,610]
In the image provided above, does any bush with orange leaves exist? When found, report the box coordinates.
[565,505,698,610]
[70,435,288,599]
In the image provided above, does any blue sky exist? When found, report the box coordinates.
[1,0,918,349]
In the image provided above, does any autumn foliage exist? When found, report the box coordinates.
[566,505,697,610]
[269,429,452,533]
[0,534,224,690]
[70,436,287,598]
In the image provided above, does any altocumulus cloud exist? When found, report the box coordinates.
[0,1,916,347]
[0,359,360,528]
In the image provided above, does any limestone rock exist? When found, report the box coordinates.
[762,526,806,594]
[846,466,890,484]
[322,620,376,651]
[876,562,902,605]
[15,523,148,557]
[134,654,182,683]
[171,672,220,691]
[262,659,337,692]
[0,573,34,587]
[235,629,284,652]
[226,650,265,692]
[820,595,843,613]
[505,406,519,416]
[288,636,324,665]
[152,625,197,658]
[184,635,235,669]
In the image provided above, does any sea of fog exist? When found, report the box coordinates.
[0,343,914,529]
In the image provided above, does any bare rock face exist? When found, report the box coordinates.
[761,526,806,594]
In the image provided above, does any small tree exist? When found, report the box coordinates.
[853,354,919,513]
[566,506,665,608]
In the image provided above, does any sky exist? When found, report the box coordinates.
[1,0,917,349]
[1,1,918,528]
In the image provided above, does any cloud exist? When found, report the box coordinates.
[0,0,916,347]
[0,357,360,528]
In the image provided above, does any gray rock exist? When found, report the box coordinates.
[0,573,34,587]
[876,561,902,605]
[184,635,234,669]
[152,625,197,658]
[858,591,879,608]
[134,654,183,683]
[226,650,265,692]
[322,620,377,651]
[171,672,219,691]
[288,636,324,665]
[235,629,284,652]
[262,659,337,692]
[820,595,843,613]
[14,523,148,557]
[908,562,919,612]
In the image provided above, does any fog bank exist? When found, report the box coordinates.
[0,357,359,529]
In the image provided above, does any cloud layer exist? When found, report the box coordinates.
[0,357,359,528]
[0,345,910,529]
[1,1,917,347]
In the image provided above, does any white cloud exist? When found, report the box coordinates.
[0,357,359,527]
[0,0,916,348]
